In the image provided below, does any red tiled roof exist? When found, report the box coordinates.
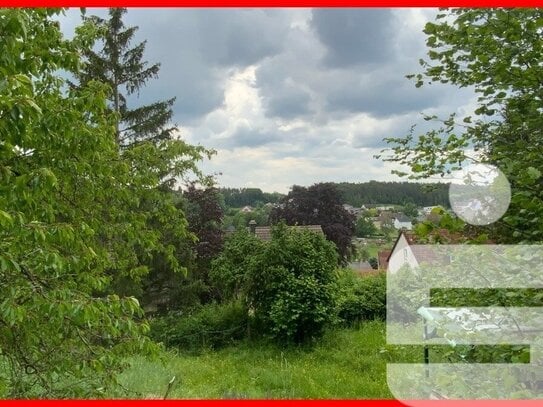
[251,225,324,241]
[378,250,391,270]
[409,245,447,266]
[387,230,453,264]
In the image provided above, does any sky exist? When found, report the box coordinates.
[59,8,477,194]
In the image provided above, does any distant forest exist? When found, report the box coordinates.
[219,188,284,208]
[336,181,449,207]
[220,181,450,208]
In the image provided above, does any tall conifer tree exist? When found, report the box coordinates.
[76,8,176,147]
[73,8,213,302]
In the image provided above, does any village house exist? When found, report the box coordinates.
[375,205,395,211]
[385,229,479,273]
[386,231,423,273]
[392,214,413,230]
[343,204,365,217]
[377,211,394,228]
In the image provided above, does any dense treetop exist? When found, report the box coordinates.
[269,183,355,263]
[75,8,177,148]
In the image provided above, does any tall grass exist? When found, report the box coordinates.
[116,321,422,399]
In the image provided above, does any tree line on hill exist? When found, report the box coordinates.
[336,181,449,207]
[219,188,283,208]
[219,181,449,209]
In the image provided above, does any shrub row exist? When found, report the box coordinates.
[334,270,386,326]
[149,270,387,351]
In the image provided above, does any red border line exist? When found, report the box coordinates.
[1,1,543,6]
[1,3,542,406]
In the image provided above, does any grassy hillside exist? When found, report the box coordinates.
[116,321,422,399]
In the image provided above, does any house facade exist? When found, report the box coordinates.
[387,231,420,273]
[393,215,413,230]
[387,229,468,273]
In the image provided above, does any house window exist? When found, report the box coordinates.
[403,248,408,261]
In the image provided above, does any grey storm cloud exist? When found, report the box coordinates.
[310,8,395,68]
[195,9,290,67]
[122,8,291,124]
[254,22,323,121]
[254,8,440,122]
[218,124,284,149]
[61,8,291,125]
[264,85,313,119]
[323,72,444,117]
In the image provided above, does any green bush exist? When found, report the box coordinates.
[210,229,265,301]
[334,270,386,326]
[149,301,248,352]
[247,224,339,344]
[209,224,339,344]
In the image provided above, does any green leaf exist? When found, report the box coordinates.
[0,210,14,228]
[526,167,541,180]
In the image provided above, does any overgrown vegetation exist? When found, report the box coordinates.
[4,6,543,399]
[335,271,386,326]
[117,322,422,399]
[149,301,249,353]
[150,266,387,352]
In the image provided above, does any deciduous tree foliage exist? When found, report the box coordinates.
[269,183,355,263]
[247,225,338,343]
[379,8,543,242]
[0,9,206,397]
[211,225,338,343]
[184,184,225,265]
[223,205,273,229]
[210,229,265,302]
[355,217,378,238]
[141,184,225,312]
